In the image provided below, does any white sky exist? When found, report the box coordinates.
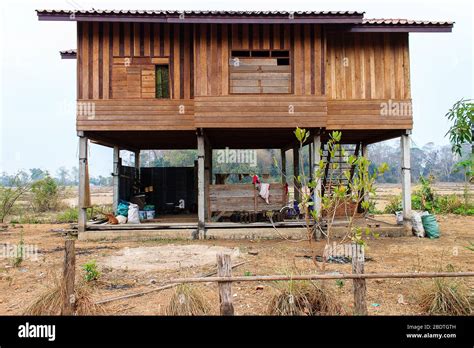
[0,0,473,177]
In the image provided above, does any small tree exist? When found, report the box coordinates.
[0,172,31,223]
[445,98,473,181]
[275,129,388,270]
[31,175,60,212]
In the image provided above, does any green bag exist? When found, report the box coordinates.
[117,201,130,217]
[421,214,440,239]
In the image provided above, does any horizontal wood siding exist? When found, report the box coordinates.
[209,184,287,212]
[194,95,327,128]
[76,99,194,130]
[326,32,410,100]
[77,22,193,100]
[327,99,413,130]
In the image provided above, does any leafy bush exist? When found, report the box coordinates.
[56,207,78,223]
[31,176,60,212]
[82,260,100,282]
[383,195,402,214]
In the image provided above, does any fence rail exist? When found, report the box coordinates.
[169,271,474,284]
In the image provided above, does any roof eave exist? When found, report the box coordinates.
[37,12,364,24]
[349,25,453,33]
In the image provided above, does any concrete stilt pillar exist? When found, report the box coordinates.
[293,147,300,202]
[361,143,369,205]
[112,146,120,214]
[313,134,322,219]
[78,134,89,232]
[197,134,205,238]
[401,131,412,224]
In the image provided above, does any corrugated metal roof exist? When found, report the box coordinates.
[36,9,365,24]
[59,49,77,59]
[37,9,365,16]
[363,18,454,26]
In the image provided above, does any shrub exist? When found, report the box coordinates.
[82,260,100,282]
[0,172,31,223]
[383,195,402,214]
[31,176,60,212]
[56,207,78,223]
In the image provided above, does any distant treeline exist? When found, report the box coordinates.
[1,142,469,187]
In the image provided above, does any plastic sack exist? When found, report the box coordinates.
[395,211,403,225]
[117,200,130,217]
[116,215,127,224]
[411,211,425,238]
[421,214,440,239]
[127,203,140,224]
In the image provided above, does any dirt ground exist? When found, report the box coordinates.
[0,215,472,316]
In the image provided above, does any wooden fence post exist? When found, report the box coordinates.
[61,239,76,315]
[217,253,234,316]
[352,244,367,315]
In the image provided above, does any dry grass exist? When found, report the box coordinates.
[267,280,346,316]
[419,278,473,316]
[165,284,211,316]
[23,274,105,315]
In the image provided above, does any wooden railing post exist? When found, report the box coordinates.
[217,253,234,316]
[352,244,367,315]
[61,238,76,315]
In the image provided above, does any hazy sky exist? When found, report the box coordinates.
[0,0,473,177]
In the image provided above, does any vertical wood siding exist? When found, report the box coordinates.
[77,22,194,100]
[326,32,410,100]
[194,24,324,96]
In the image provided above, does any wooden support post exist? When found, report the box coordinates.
[293,147,300,202]
[352,244,367,315]
[313,134,322,219]
[78,135,89,232]
[280,149,287,184]
[197,134,205,238]
[61,239,76,315]
[400,131,412,223]
[112,146,120,213]
[217,253,234,316]
[308,143,313,182]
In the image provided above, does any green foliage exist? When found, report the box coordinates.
[335,279,345,288]
[445,98,473,157]
[414,175,436,212]
[56,207,79,223]
[82,260,100,282]
[31,176,60,212]
[0,172,31,223]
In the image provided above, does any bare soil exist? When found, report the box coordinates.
[0,215,472,316]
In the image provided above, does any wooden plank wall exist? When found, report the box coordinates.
[209,184,287,212]
[194,95,327,128]
[327,99,413,130]
[77,99,195,130]
[194,24,324,96]
[77,22,194,100]
[326,32,410,100]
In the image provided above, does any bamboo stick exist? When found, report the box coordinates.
[168,271,474,284]
[95,260,248,305]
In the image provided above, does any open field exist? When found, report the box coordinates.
[0,215,472,316]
